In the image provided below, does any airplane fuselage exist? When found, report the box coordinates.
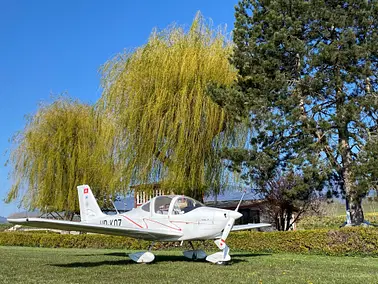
[91,195,241,241]
[8,185,271,264]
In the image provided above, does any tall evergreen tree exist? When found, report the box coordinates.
[210,0,378,225]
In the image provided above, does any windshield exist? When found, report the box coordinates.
[154,196,172,214]
[141,202,150,212]
[172,197,203,215]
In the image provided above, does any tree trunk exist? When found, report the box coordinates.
[336,65,364,225]
[285,208,292,231]
[348,194,364,226]
[64,211,74,221]
[274,213,280,231]
[190,188,204,204]
[279,211,285,231]
[340,137,364,225]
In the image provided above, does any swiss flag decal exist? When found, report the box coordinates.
[84,188,88,194]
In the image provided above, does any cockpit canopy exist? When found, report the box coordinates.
[172,196,203,215]
[141,195,204,215]
[154,196,172,214]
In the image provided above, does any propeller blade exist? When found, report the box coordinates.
[235,190,246,212]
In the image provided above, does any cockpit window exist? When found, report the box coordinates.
[154,196,172,214]
[141,202,150,212]
[173,197,203,215]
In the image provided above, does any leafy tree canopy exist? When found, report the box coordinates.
[99,13,240,199]
[210,0,378,224]
[6,97,124,216]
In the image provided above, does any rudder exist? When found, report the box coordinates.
[77,185,105,222]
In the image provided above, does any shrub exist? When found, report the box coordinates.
[0,224,12,232]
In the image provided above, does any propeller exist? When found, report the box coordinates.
[215,191,246,250]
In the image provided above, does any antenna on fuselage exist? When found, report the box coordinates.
[235,190,246,212]
[111,200,119,214]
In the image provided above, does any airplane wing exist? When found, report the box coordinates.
[231,223,271,231]
[7,218,182,241]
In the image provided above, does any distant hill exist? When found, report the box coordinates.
[0,216,8,224]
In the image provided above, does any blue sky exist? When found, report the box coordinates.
[0,0,239,217]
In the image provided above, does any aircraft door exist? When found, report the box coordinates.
[148,196,172,230]
[169,196,204,235]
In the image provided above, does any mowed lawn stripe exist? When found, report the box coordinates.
[1,246,378,284]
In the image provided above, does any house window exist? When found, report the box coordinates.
[239,209,260,224]
[250,210,260,223]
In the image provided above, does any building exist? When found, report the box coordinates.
[206,199,267,225]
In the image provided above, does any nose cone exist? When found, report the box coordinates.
[229,211,243,220]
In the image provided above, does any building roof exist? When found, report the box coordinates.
[206,199,266,210]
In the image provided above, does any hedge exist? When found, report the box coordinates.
[0,232,150,250]
[0,232,212,250]
[2,227,378,256]
[228,227,378,256]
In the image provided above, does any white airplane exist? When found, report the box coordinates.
[8,185,270,264]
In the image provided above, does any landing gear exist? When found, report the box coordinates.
[182,241,207,260]
[206,241,231,264]
[128,240,232,264]
[182,240,232,264]
[216,261,227,265]
[129,242,155,263]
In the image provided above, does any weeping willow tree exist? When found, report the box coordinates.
[6,97,124,218]
[99,14,238,199]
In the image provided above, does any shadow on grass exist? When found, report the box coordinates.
[232,253,271,258]
[51,252,269,268]
[51,259,134,268]
[51,254,200,268]
[229,253,271,264]
[75,252,129,257]
[76,252,270,258]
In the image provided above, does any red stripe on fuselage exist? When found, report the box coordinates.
[121,215,143,228]
[120,216,188,231]
[144,219,182,231]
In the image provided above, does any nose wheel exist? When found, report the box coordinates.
[206,242,231,264]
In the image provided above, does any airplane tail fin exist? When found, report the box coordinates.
[77,185,106,222]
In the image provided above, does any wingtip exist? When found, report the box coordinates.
[7,218,28,224]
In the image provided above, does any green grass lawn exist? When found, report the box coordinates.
[1,246,378,284]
